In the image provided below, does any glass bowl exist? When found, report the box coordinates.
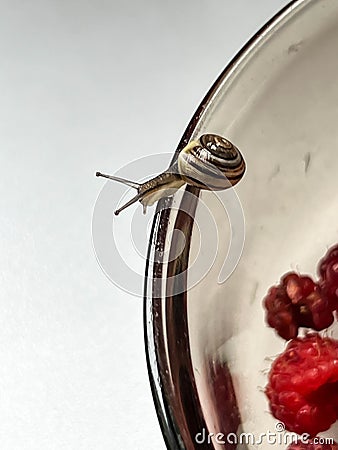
[144,0,338,448]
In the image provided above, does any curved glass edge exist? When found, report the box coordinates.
[143,1,307,449]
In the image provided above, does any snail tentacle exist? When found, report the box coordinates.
[96,172,140,189]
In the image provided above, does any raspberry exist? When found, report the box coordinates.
[287,439,338,449]
[318,245,338,311]
[266,334,338,436]
[318,245,338,280]
[264,272,334,340]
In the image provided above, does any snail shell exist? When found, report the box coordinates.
[96,133,245,215]
[177,134,245,190]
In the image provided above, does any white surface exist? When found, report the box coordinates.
[0,1,289,449]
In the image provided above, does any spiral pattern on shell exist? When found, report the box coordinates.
[178,133,246,190]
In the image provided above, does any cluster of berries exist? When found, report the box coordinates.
[264,245,338,340]
[262,245,338,447]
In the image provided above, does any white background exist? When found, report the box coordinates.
[0,1,289,449]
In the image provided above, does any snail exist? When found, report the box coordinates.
[96,133,245,215]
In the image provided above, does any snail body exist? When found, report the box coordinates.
[96,133,245,215]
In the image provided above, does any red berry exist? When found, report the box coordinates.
[318,245,338,279]
[266,334,338,436]
[318,245,338,310]
[264,272,334,340]
[287,439,338,449]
